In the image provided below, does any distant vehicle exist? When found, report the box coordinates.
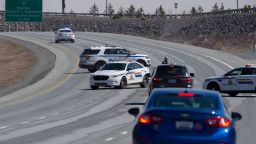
[148,64,194,94]
[55,28,75,43]
[128,88,242,144]
[79,45,151,72]
[203,64,256,96]
[89,61,150,89]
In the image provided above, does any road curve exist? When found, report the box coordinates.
[0,32,255,144]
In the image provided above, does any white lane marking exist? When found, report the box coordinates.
[51,113,59,116]
[121,131,128,135]
[0,126,8,130]
[37,117,47,120]
[191,51,233,69]
[21,121,30,124]
[105,137,114,141]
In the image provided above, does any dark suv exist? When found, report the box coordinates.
[148,64,195,94]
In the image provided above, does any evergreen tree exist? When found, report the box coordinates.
[136,7,144,18]
[220,3,225,11]
[108,3,115,16]
[212,3,219,12]
[155,5,165,17]
[197,6,203,13]
[126,4,136,17]
[191,7,197,15]
[89,3,99,16]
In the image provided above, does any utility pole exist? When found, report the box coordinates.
[62,0,65,13]
[106,0,108,16]
[236,0,239,9]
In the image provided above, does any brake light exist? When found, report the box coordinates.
[207,116,231,128]
[139,114,163,125]
[178,92,195,97]
[152,77,162,84]
[181,77,193,84]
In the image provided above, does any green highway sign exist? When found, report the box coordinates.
[5,0,42,22]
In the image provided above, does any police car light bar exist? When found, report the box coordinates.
[245,64,256,67]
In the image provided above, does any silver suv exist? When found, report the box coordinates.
[79,46,151,72]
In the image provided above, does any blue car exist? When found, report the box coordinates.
[128,88,242,144]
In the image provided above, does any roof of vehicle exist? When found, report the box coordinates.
[58,27,72,30]
[150,88,220,98]
[147,88,223,111]
[107,60,137,64]
[156,63,186,67]
[88,46,123,50]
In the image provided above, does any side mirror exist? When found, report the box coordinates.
[128,108,140,117]
[190,73,195,77]
[231,112,242,121]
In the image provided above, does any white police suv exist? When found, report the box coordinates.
[79,46,151,72]
[89,61,150,89]
[55,28,75,43]
[203,64,256,96]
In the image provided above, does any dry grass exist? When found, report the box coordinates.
[0,40,36,90]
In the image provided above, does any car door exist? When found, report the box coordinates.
[221,68,242,91]
[126,63,136,84]
[117,49,130,60]
[104,49,119,62]
[131,63,145,83]
[235,68,255,91]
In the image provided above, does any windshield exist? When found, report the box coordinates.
[100,63,126,70]
[156,66,187,76]
[60,30,72,33]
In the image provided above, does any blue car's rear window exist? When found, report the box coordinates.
[154,94,219,110]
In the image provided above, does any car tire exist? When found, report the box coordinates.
[95,61,106,71]
[71,40,75,43]
[91,85,99,89]
[137,60,146,66]
[140,75,148,88]
[55,40,59,43]
[88,68,96,73]
[118,77,127,89]
[207,83,220,91]
[228,92,238,97]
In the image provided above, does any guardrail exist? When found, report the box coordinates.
[1,8,256,19]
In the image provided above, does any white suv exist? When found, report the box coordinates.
[55,28,75,43]
[90,61,150,89]
[79,46,151,72]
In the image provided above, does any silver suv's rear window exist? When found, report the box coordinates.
[82,49,100,55]
[60,30,72,32]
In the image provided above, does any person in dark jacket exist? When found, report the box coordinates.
[162,57,169,64]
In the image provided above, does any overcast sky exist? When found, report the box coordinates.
[1,0,255,14]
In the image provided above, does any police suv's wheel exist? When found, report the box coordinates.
[207,83,220,91]
[91,85,99,90]
[71,40,75,43]
[88,68,96,73]
[55,40,59,43]
[95,61,106,71]
[140,75,148,88]
[228,92,238,97]
[137,60,146,66]
[118,77,127,89]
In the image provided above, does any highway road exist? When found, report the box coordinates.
[0,32,255,144]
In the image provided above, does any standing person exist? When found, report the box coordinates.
[162,57,169,64]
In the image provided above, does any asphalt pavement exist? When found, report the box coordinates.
[0,32,255,144]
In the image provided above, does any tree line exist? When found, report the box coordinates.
[77,3,256,18]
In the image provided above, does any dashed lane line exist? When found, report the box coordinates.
[105,137,114,141]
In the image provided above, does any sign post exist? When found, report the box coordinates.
[5,0,42,22]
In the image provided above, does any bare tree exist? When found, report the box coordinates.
[117,6,124,17]
[108,3,115,16]
[220,3,225,11]
[89,3,99,16]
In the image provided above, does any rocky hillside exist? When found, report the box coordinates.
[2,13,256,52]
